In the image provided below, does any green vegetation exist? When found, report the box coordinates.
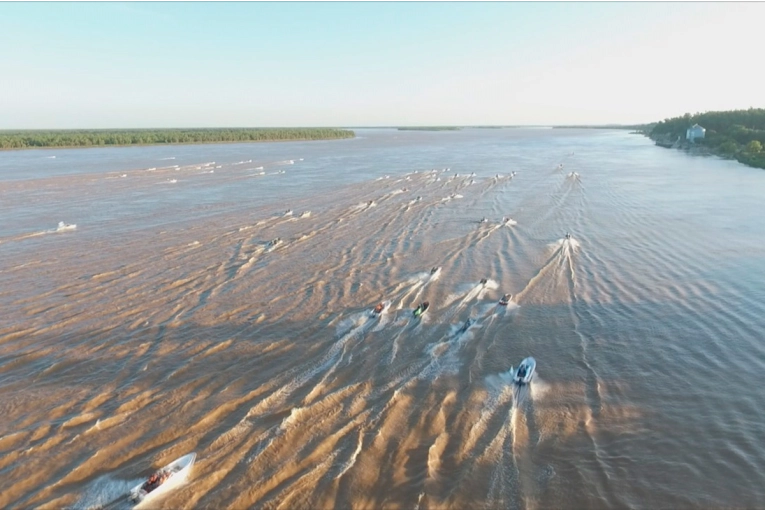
[0,128,355,150]
[397,126,462,131]
[650,108,765,170]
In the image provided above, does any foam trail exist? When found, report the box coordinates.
[73,475,142,510]
[334,429,364,480]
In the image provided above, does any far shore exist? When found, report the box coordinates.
[0,136,358,152]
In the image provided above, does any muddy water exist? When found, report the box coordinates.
[1,129,764,509]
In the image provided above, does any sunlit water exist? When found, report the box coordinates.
[1,129,764,509]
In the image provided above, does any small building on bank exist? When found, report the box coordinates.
[686,124,706,142]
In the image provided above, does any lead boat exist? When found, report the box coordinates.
[130,452,196,507]
[513,357,536,385]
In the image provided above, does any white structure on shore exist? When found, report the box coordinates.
[686,124,706,142]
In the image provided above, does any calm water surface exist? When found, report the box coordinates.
[1,129,764,509]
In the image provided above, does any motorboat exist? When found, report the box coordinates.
[413,301,430,318]
[130,452,196,507]
[498,294,512,306]
[56,221,77,232]
[513,357,536,385]
[457,318,474,335]
[370,300,390,317]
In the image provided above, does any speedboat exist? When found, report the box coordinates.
[513,357,536,385]
[430,266,441,275]
[130,452,196,507]
[564,233,571,240]
[498,294,512,306]
[457,318,474,334]
[413,301,429,318]
[479,278,488,285]
[57,221,77,232]
[268,237,282,247]
[370,301,389,317]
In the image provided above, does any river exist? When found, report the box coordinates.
[1,128,764,509]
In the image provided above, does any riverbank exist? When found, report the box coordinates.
[647,132,764,170]
[0,128,355,151]
[646,109,765,170]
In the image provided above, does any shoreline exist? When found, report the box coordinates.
[0,135,356,152]
[645,133,764,170]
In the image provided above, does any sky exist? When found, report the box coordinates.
[1,2,763,129]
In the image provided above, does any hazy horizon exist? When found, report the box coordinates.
[2,2,763,129]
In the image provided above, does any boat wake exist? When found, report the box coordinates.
[72,474,142,510]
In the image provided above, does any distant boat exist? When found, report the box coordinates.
[370,300,391,318]
[413,301,430,318]
[56,221,76,232]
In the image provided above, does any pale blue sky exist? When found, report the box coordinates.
[1,2,762,129]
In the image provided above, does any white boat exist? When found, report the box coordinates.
[56,221,76,232]
[130,452,196,507]
[513,357,536,385]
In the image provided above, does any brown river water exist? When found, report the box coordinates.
[1,129,764,509]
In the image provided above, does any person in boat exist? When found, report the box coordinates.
[565,233,571,240]
[413,301,429,318]
[518,364,527,379]
[143,473,159,492]
[142,470,168,493]
[373,302,384,314]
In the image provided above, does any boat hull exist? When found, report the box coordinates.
[513,357,536,384]
[130,452,196,508]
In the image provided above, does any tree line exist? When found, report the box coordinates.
[650,108,765,169]
[0,128,355,150]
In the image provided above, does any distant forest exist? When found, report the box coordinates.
[650,108,765,169]
[0,128,355,150]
